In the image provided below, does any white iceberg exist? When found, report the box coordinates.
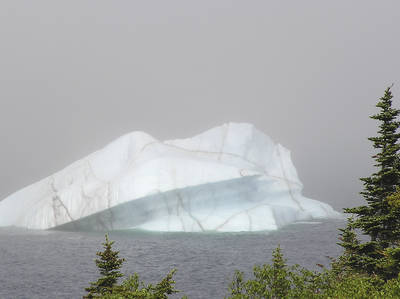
[0,123,341,232]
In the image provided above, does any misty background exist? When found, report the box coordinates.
[1,1,400,210]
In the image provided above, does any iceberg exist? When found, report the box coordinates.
[0,123,341,232]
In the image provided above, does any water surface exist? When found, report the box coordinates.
[0,219,345,298]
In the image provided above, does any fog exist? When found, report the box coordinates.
[1,1,400,210]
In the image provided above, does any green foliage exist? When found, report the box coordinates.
[376,243,400,280]
[386,189,400,240]
[387,188,400,209]
[226,246,400,299]
[336,217,363,271]
[99,269,179,299]
[227,246,319,298]
[85,235,179,299]
[85,234,126,298]
[341,86,400,278]
[315,272,385,299]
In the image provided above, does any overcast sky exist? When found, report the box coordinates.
[1,1,400,210]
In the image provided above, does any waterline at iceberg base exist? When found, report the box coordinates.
[0,123,341,231]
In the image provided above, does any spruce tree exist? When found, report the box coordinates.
[84,234,125,298]
[336,218,362,271]
[340,86,400,277]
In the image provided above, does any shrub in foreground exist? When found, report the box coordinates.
[226,246,400,299]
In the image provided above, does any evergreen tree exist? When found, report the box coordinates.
[378,190,400,279]
[336,218,361,270]
[84,234,125,298]
[340,86,400,277]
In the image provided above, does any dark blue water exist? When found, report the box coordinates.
[0,219,345,298]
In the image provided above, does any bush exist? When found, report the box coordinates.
[226,246,400,299]
[100,270,178,299]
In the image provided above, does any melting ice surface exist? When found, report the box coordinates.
[0,123,341,232]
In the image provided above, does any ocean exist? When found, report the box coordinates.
[0,219,345,298]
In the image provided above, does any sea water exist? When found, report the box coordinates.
[0,219,345,299]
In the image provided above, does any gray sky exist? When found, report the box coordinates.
[1,0,400,210]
